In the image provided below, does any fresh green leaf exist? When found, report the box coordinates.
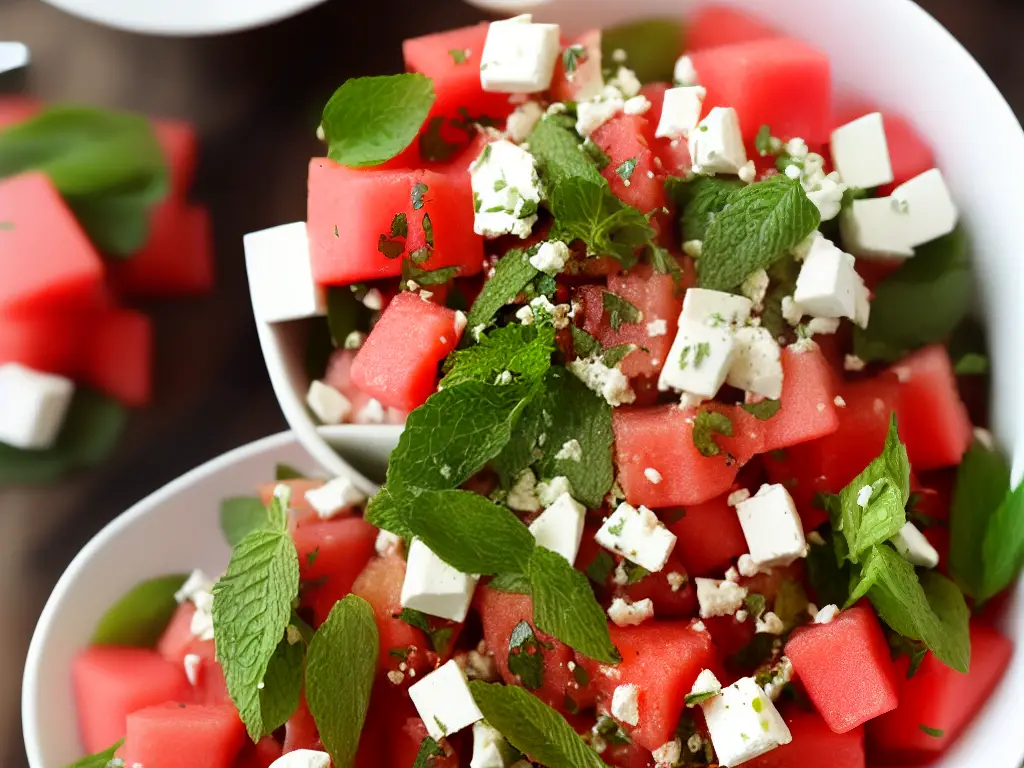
[594,714,632,745]
[412,737,446,768]
[219,497,272,547]
[585,550,616,585]
[61,740,124,768]
[397,608,453,655]
[562,44,589,75]
[953,353,988,376]
[699,176,820,291]
[602,291,642,330]
[306,595,379,768]
[740,399,781,420]
[326,287,369,347]
[365,486,417,538]
[490,572,533,594]
[979,482,1024,604]
[465,249,540,330]
[622,562,650,585]
[527,114,605,188]
[441,325,555,389]
[743,592,767,620]
[91,574,187,647]
[549,176,653,267]
[321,74,435,168]
[647,243,684,283]
[668,175,744,242]
[684,689,721,707]
[530,547,619,663]
[470,681,611,768]
[0,388,128,486]
[581,139,612,171]
[602,344,637,369]
[508,620,548,690]
[402,260,459,288]
[852,227,971,362]
[276,463,307,481]
[759,253,801,341]
[918,725,945,738]
[259,637,305,735]
[601,19,684,83]
[806,533,851,607]
[615,157,637,183]
[448,48,470,65]
[571,326,603,359]
[692,409,733,458]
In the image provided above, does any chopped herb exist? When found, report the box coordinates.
[615,157,638,183]
[377,233,405,260]
[755,125,774,156]
[388,646,412,661]
[306,547,319,567]
[448,48,470,65]
[562,44,588,75]
[507,620,547,690]
[333,224,339,237]
[623,562,650,585]
[585,550,616,585]
[422,212,435,247]
[918,725,944,738]
[679,344,692,370]
[594,714,632,745]
[572,663,590,686]
[602,291,642,330]
[953,352,988,375]
[411,182,428,210]
[692,410,733,458]
[389,212,408,238]
[607,518,626,536]
[412,736,446,768]
[409,247,431,264]
[473,192,482,212]
[743,593,767,620]
[692,342,711,367]
[494,179,508,192]
[401,261,459,287]
[419,115,461,163]
[741,399,782,420]
[398,608,454,655]
[0,221,14,230]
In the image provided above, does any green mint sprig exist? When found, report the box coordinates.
[61,740,123,768]
[259,638,305,737]
[465,249,540,330]
[441,325,556,389]
[549,176,652,268]
[527,114,605,187]
[667,175,743,242]
[220,496,274,547]
[91,574,187,647]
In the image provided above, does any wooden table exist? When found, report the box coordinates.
[1,0,1021,763]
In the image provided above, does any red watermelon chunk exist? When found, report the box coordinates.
[0,172,105,315]
[73,645,191,753]
[762,345,840,452]
[350,291,464,411]
[153,119,198,200]
[669,491,749,576]
[283,696,322,753]
[591,114,668,215]
[0,96,41,129]
[688,5,782,51]
[690,38,831,144]
[122,702,246,768]
[551,29,604,103]
[890,345,971,470]
[0,311,84,376]
[79,307,153,407]
[615,551,698,619]
[745,709,865,768]
[232,737,282,768]
[786,604,900,733]
[293,516,377,626]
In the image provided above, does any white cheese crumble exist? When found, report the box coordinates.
[505,100,544,142]
[611,683,640,725]
[507,468,541,512]
[814,604,840,624]
[554,438,583,462]
[471,140,542,239]
[695,577,747,619]
[567,357,636,406]
[755,611,785,635]
[175,569,217,642]
[856,484,873,508]
[644,467,663,484]
[667,571,688,592]
[607,597,655,627]
[653,739,683,767]
[529,240,569,274]
[536,475,573,507]
[646,318,668,337]
[183,653,201,687]
[844,354,866,372]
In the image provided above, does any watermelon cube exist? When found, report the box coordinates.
[591,115,667,215]
[0,172,105,315]
[745,710,865,768]
[122,702,246,768]
[157,603,211,666]
[669,491,749,576]
[153,119,198,200]
[0,311,84,377]
[283,696,322,753]
[232,737,282,768]
[690,38,831,144]
[786,604,899,733]
[79,307,153,407]
[73,645,191,753]
[762,345,840,452]
[350,291,464,411]
[550,29,604,103]
[293,516,377,626]
[687,5,782,51]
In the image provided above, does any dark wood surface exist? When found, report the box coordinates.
[1,0,1021,763]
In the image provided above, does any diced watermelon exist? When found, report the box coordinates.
[111,203,214,297]
[478,586,593,713]
[668,491,748,576]
[307,158,484,286]
[762,345,840,452]
[786,604,899,733]
[0,172,105,315]
[690,38,831,144]
[687,6,782,51]
[78,307,153,407]
[576,265,682,379]
[603,741,655,768]
[72,645,191,753]
[157,602,203,665]
[867,622,1012,763]
[0,311,84,376]
[745,709,865,768]
[123,703,245,768]
[591,114,668,214]
[257,478,327,530]
[614,404,764,508]
[293,516,377,626]
[350,291,463,411]
[153,119,198,200]
[0,96,41,129]
[232,737,282,768]
[283,696,321,753]
[551,30,604,103]
[890,345,971,470]
[591,623,718,750]
[614,551,698,619]
[832,103,934,190]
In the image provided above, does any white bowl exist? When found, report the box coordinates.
[21,427,378,768]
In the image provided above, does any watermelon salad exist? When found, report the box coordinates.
[0,98,214,483]
[73,6,1023,768]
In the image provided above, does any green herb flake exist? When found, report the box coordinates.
[411,182,428,210]
[755,125,774,156]
[419,115,461,164]
[692,342,711,367]
[448,48,470,65]
[623,561,650,585]
[743,593,767,620]
[507,620,547,690]
[412,737,446,768]
[595,714,633,745]
[602,291,642,330]
[402,261,459,288]
[0,221,14,230]
[692,410,733,458]
[377,233,405,260]
[562,44,588,75]
[398,607,458,655]
[422,212,435,247]
[390,212,409,238]
[585,550,616,585]
[741,399,782,420]
[685,688,721,707]
[919,724,945,738]
[953,352,988,375]
[615,157,638,183]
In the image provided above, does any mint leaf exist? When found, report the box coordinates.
[490,572,533,594]
[212,523,300,740]
[549,177,653,267]
[743,593,767,620]
[692,409,733,458]
[585,550,616,585]
[306,595,379,768]
[326,287,370,348]
[852,227,971,363]
[622,562,650,585]
[668,175,743,242]
[759,254,801,342]
[647,243,684,283]
[470,681,611,768]
[571,326,602,359]
[528,114,605,188]
[441,325,555,389]
[699,176,820,291]
[412,737,446,768]
[364,485,417,538]
[919,725,945,738]
[399,608,455,655]
[61,740,124,768]
[321,74,434,168]
[260,638,305,735]
[979,482,1024,603]
[741,399,781,420]
[602,291,642,330]
[405,490,536,575]
[466,249,540,330]
[402,260,460,287]
[601,19,683,83]
[562,45,588,75]
[530,546,619,663]
[508,620,548,690]
[91,574,187,647]
[276,463,306,481]
[685,689,721,707]
[220,496,273,547]
[615,157,637,183]
[806,533,851,607]
[953,353,988,376]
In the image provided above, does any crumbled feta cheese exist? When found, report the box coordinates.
[725,566,740,583]
[755,611,785,635]
[785,138,809,158]
[495,370,513,386]
[695,578,747,618]
[784,164,802,181]
[529,492,586,564]
[727,489,751,507]
[840,197,915,258]
[804,169,847,222]
[737,554,767,578]
[781,296,804,326]
[612,561,630,586]
[471,721,514,768]
[692,620,707,632]
[304,476,366,519]
[576,85,626,137]
[682,239,703,258]
[361,288,384,311]
[856,484,873,508]
[611,684,640,725]
[834,395,847,408]
[401,539,478,622]
[354,397,386,425]
[480,15,561,94]
[608,597,655,627]
[567,357,636,406]
[673,54,699,86]
[890,168,959,247]
[726,326,784,399]
[814,604,840,624]
[536,475,573,507]
[830,112,894,189]
[761,656,794,701]
[375,529,403,557]
[653,739,682,767]
[595,502,678,572]
[623,95,652,115]
[608,66,642,97]
[690,668,723,698]
[554,438,583,462]
[700,676,792,767]
[689,107,748,175]
[611,48,628,63]
[680,288,753,327]
[507,468,541,512]
[658,319,737,398]
[740,269,770,311]
[529,240,569,274]
[667,571,688,592]
[244,222,325,324]
[175,569,216,641]
[471,140,542,239]
[738,160,757,184]
[0,363,75,450]
[268,750,332,768]
[644,467,663,484]
[891,522,940,568]
[735,609,749,623]
[735,484,808,568]
[844,354,866,372]
[515,305,535,325]
[646,318,668,337]
[183,653,201,687]
[409,659,484,741]
[806,317,841,336]
[464,644,500,682]
[343,330,366,349]
[793,236,870,327]
[505,100,544,142]
[655,86,706,140]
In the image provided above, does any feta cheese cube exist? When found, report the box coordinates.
[183,653,201,687]
[655,86,706,140]
[695,578,747,618]
[689,107,748,175]
[830,113,894,189]
[652,740,682,767]
[624,95,652,115]
[528,492,586,564]
[608,66,642,98]
[529,240,569,274]
[505,100,544,142]
[375,529,403,557]
[840,197,915,258]
[814,604,840,624]
[607,597,655,627]
[0,363,74,450]
[658,320,737,398]
[471,140,542,239]
[536,475,573,507]
[244,222,325,323]
[611,683,640,725]
[595,503,677,572]
[891,522,940,568]
[576,86,625,137]
[792,236,863,320]
[567,357,636,406]
[701,677,792,767]
[680,288,753,327]
[690,668,723,697]
[471,721,514,768]
[408,659,484,741]
[726,327,783,399]
[673,54,699,86]
[480,15,561,94]
[306,379,351,425]
[304,476,367,519]
[735,484,808,568]
[268,750,331,768]
[401,539,479,622]
[890,169,959,247]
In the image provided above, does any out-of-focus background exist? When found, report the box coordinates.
[0,0,1021,764]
